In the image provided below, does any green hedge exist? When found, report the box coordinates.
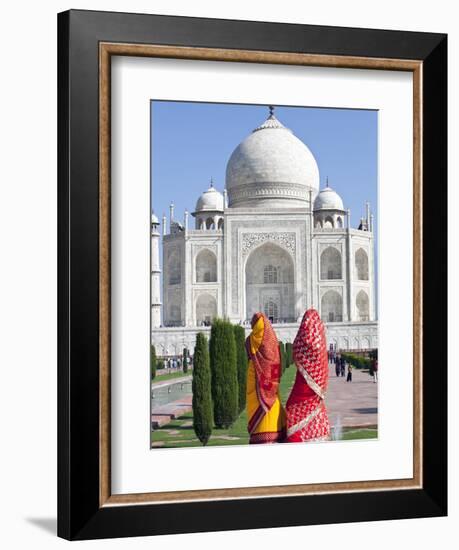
[341,352,371,370]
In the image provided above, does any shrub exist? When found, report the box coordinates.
[209,319,238,428]
[341,352,371,370]
[183,347,188,373]
[192,333,213,445]
[233,325,248,414]
[150,344,157,380]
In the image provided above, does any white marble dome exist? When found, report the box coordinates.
[151,211,159,224]
[313,185,344,211]
[194,184,224,213]
[225,110,320,208]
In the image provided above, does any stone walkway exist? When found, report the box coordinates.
[151,395,192,429]
[325,363,378,429]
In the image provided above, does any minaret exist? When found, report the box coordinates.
[184,209,189,234]
[169,202,175,231]
[366,201,371,231]
[151,211,162,328]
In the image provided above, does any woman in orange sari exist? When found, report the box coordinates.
[245,313,286,443]
[285,308,330,443]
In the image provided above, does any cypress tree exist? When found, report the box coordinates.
[285,342,293,367]
[233,324,248,414]
[209,319,238,428]
[279,341,286,373]
[183,347,188,373]
[192,333,213,445]
[150,344,157,380]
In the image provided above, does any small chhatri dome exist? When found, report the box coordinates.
[226,106,320,208]
[313,180,345,211]
[151,211,159,224]
[194,181,224,213]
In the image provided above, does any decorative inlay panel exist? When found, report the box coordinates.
[241,232,296,257]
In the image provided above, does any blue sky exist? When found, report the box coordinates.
[150,101,377,228]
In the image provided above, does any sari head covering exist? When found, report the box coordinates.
[245,313,286,443]
[285,308,330,443]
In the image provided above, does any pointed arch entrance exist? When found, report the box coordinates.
[245,242,295,323]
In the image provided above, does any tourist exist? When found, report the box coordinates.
[340,358,346,377]
[346,363,353,382]
[372,357,378,383]
[335,355,341,377]
[245,312,286,444]
[285,308,330,443]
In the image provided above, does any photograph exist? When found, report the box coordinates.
[150,101,379,448]
[51,6,447,542]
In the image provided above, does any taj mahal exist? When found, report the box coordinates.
[151,107,378,357]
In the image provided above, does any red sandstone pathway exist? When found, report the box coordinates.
[151,395,192,429]
[325,363,378,428]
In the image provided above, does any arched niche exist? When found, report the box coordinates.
[361,336,371,349]
[195,249,217,282]
[321,290,343,322]
[195,294,217,326]
[355,248,369,280]
[356,289,370,321]
[167,249,181,285]
[245,242,294,322]
[320,246,342,280]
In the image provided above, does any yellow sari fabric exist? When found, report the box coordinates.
[246,316,286,442]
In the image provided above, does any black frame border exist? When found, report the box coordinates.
[57,9,447,540]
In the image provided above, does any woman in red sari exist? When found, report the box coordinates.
[245,313,286,444]
[285,308,330,443]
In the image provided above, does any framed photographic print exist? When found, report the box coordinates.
[58,9,447,540]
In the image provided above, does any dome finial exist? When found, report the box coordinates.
[268,105,275,117]
[210,176,214,187]
[325,176,329,188]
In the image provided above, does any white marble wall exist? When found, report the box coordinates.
[151,321,378,357]
[159,204,376,348]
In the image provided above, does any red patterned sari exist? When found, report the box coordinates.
[285,309,330,443]
[245,313,286,443]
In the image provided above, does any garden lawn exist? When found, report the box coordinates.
[151,365,377,448]
[152,370,192,384]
